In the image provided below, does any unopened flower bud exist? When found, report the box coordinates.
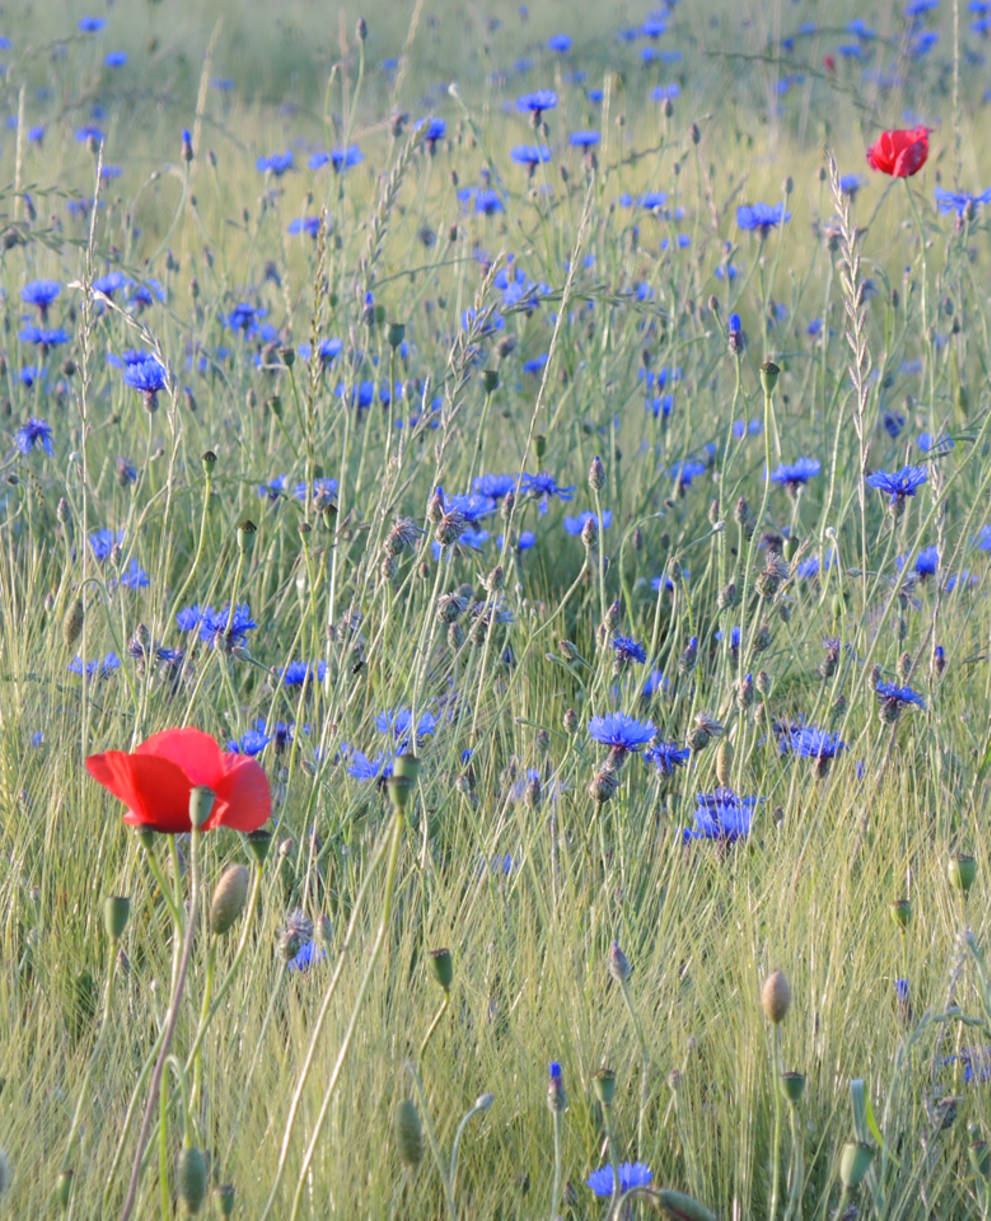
[608,940,632,983]
[547,1062,566,1113]
[588,454,606,491]
[395,1099,423,1167]
[177,1146,208,1214]
[839,1140,874,1191]
[209,864,250,935]
[761,968,791,1024]
[429,947,453,992]
[715,740,733,789]
[563,707,579,733]
[890,898,912,931]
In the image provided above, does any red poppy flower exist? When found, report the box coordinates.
[865,126,931,178]
[86,727,271,833]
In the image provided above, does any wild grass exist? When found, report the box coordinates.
[0,0,990,1217]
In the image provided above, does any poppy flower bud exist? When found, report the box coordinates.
[608,940,632,983]
[63,599,84,650]
[656,1189,717,1221]
[839,1140,874,1191]
[188,786,215,830]
[209,864,250,936]
[547,1062,567,1113]
[949,853,976,896]
[761,968,791,1024]
[715,740,733,789]
[175,1147,208,1215]
[395,1099,422,1167]
[429,947,453,992]
[103,896,131,941]
[56,1167,73,1208]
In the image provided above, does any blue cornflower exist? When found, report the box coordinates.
[840,174,864,197]
[123,357,166,406]
[198,603,257,651]
[588,713,656,754]
[19,325,69,348]
[288,216,321,238]
[787,727,847,774]
[613,636,647,664]
[569,130,600,147]
[257,475,287,502]
[865,465,927,503]
[375,707,437,744]
[944,1047,991,1085]
[417,117,446,144]
[883,410,906,438]
[227,724,271,755]
[737,202,791,234]
[19,366,45,388]
[256,150,293,176]
[547,34,571,52]
[511,144,551,166]
[344,748,394,781]
[119,559,150,589]
[917,431,954,454]
[78,15,105,31]
[279,660,327,686]
[69,653,120,677]
[876,680,925,709]
[15,417,53,455]
[21,279,60,316]
[288,940,327,972]
[293,476,338,506]
[520,471,575,510]
[105,51,127,67]
[683,789,758,843]
[516,90,558,117]
[644,740,690,775]
[934,186,991,216]
[587,1162,653,1197]
[92,271,126,297]
[89,528,124,561]
[176,604,203,631]
[309,145,363,172]
[472,188,505,215]
[897,545,939,577]
[771,457,821,487]
[670,459,707,488]
[473,473,517,500]
[227,302,264,332]
[563,509,612,534]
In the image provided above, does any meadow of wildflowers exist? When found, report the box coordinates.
[4,0,991,1216]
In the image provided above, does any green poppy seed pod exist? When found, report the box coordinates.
[780,1071,805,1105]
[715,740,733,790]
[656,1188,717,1221]
[63,599,84,650]
[394,754,420,784]
[177,1146,208,1214]
[949,853,977,896]
[246,828,272,864]
[387,775,413,811]
[237,518,257,554]
[760,360,780,396]
[209,864,250,936]
[429,947,453,992]
[103,896,131,941]
[534,434,547,462]
[188,786,215,830]
[482,369,499,394]
[890,898,912,930]
[201,450,216,474]
[761,968,791,1024]
[395,1099,423,1168]
[279,345,295,369]
[388,321,406,349]
[216,1184,235,1216]
[593,1068,616,1107]
[839,1140,874,1191]
[55,1167,72,1208]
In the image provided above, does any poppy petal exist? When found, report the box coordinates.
[87,750,195,832]
[136,727,225,789]
[214,754,272,832]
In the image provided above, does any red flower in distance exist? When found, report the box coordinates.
[86,727,271,833]
[866,126,931,178]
